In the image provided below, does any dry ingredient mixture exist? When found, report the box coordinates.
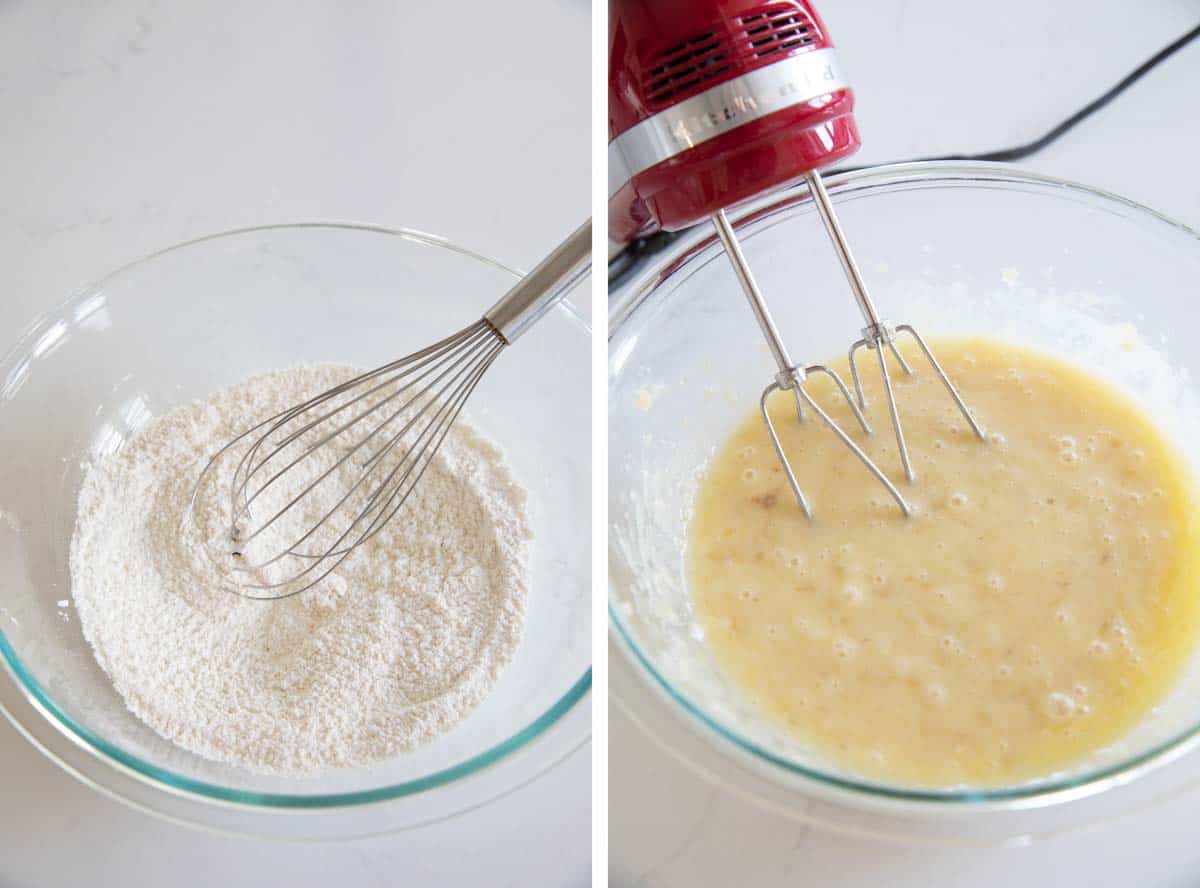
[688,338,1200,786]
[70,365,531,775]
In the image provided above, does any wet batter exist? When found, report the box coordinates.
[688,338,1200,786]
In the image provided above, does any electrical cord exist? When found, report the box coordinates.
[839,20,1200,169]
[608,21,1200,287]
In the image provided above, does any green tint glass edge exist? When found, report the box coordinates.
[0,221,592,810]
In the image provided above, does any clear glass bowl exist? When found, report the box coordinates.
[609,162,1200,843]
[0,223,590,839]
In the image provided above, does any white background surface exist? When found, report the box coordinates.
[610,1,1200,886]
[0,2,589,887]
[7,0,1200,884]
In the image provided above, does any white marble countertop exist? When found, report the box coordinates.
[0,2,589,886]
[610,0,1200,885]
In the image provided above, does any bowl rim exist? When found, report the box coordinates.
[608,159,1200,809]
[0,221,592,811]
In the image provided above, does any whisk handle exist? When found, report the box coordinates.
[484,220,592,343]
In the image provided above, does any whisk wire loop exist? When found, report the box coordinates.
[232,335,502,594]
[230,322,492,530]
[186,320,506,600]
[229,323,497,557]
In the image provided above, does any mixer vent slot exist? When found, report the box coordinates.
[641,4,821,108]
[740,5,817,58]
[644,32,732,106]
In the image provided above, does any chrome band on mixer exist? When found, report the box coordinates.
[608,48,848,197]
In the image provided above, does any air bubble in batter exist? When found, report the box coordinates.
[1044,692,1078,722]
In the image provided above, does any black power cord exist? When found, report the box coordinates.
[840,20,1200,169]
[608,21,1200,287]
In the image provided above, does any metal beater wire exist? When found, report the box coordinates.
[711,209,913,518]
[804,170,986,483]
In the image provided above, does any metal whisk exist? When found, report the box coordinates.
[188,221,590,600]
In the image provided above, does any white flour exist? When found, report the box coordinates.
[69,365,531,775]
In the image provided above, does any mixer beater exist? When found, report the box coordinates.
[804,171,986,483]
[609,0,984,515]
[710,207,908,518]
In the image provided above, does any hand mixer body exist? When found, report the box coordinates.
[609,0,860,241]
[609,0,984,516]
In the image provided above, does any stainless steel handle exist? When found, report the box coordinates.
[711,209,798,378]
[804,171,885,332]
[484,220,592,343]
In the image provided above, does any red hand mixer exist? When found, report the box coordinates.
[609,0,985,516]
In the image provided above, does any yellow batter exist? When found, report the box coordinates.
[688,338,1200,786]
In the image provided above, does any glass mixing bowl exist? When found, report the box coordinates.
[609,162,1200,843]
[0,223,590,839]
